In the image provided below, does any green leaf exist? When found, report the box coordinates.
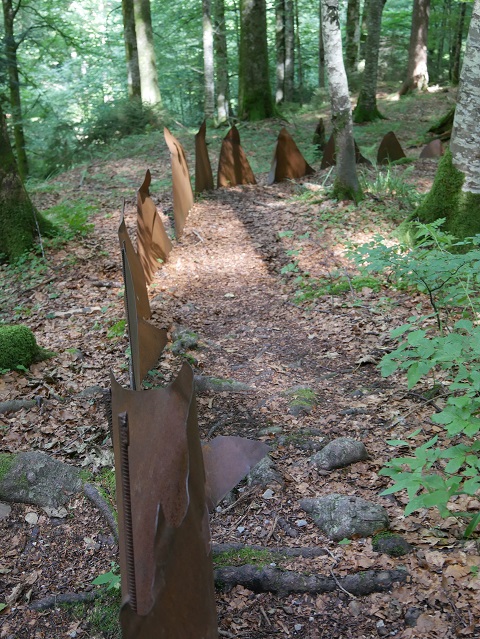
[386,439,410,447]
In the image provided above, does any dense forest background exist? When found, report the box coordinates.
[0,0,473,180]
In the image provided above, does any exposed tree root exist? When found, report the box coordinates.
[83,482,118,541]
[29,591,97,610]
[212,543,329,559]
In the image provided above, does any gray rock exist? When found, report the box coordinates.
[195,375,252,393]
[310,437,368,470]
[284,386,317,416]
[247,456,283,488]
[0,502,11,520]
[257,426,283,436]
[404,607,422,627]
[171,326,199,355]
[299,494,389,541]
[372,532,413,557]
[0,452,82,508]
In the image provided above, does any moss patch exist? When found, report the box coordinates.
[213,547,277,568]
[0,324,53,370]
[0,453,15,482]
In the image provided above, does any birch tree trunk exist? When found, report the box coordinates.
[284,0,295,101]
[203,0,215,117]
[275,0,286,103]
[133,0,162,107]
[399,0,430,95]
[122,0,141,99]
[353,0,386,122]
[238,0,274,120]
[213,0,230,122]
[320,0,361,201]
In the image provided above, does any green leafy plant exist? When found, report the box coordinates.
[353,221,480,535]
[43,200,95,240]
[107,319,126,339]
[92,562,121,590]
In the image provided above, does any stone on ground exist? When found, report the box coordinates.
[310,437,368,470]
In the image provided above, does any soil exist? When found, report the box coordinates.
[1,91,480,639]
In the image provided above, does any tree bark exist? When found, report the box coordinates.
[450,2,467,85]
[433,0,450,82]
[345,0,361,74]
[203,0,215,118]
[2,0,29,179]
[213,0,230,122]
[294,0,304,101]
[238,0,274,120]
[320,0,361,202]
[275,0,286,104]
[0,104,51,261]
[353,0,386,122]
[133,0,162,107]
[399,0,431,95]
[284,0,295,101]
[122,0,141,99]
[318,2,325,88]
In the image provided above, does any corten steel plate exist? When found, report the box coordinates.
[195,120,214,194]
[267,127,315,185]
[419,139,444,159]
[313,118,326,153]
[137,170,173,285]
[320,133,371,169]
[118,209,151,320]
[122,247,167,390]
[164,127,194,240]
[217,126,256,188]
[377,131,406,165]
[111,364,218,637]
[202,435,269,512]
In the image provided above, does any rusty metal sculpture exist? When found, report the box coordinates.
[377,131,406,165]
[121,247,167,390]
[320,133,371,169]
[195,120,214,194]
[267,127,315,185]
[313,118,326,156]
[164,127,194,239]
[217,126,256,188]
[136,170,173,285]
[118,208,151,320]
[111,364,269,638]
[420,139,443,159]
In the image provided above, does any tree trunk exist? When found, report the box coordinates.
[450,2,467,85]
[318,2,325,88]
[434,0,450,82]
[122,0,141,99]
[213,0,230,123]
[345,0,361,74]
[284,0,295,101]
[133,0,162,107]
[275,0,286,104]
[353,0,386,122]
[416,2,480,240]
[203,0,215,117]
[294,0,304,101]
[0,105,51,261]
[399,0,431,95]
[320,0,362,202]
[2,0,28,180]
[238,0,274,120]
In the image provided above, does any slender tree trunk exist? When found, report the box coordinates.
[2,0,28,179]
[353,0,386,122]
[399,0,431,95]
[320,0,361,201]
[122,0,141,99]
[318,2,325,87]
[345,0,361,74]
[238,0,274,120]
[203,0,215,117]
[359,0,370,59]
[450,2,467,85]
[294,0,304,101]
[434,0,450,81]
[284,0,295,100]
[213,0,230,122]
[275,0,286,104]
[133,0,162,107]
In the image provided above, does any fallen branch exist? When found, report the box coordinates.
[0,399,36,414]
[83,483,118,541]
[29,590,97,611]
[213,565,407,596]
[212,543,329,559]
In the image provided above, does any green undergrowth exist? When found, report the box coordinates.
[68,587,121,639]
[213,547,279,567]
[294,273,382,304]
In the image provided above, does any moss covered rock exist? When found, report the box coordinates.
[0,324,51,370]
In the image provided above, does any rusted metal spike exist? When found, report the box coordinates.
[267,127,315,185]
[377,131,406,165]
[202,435,270,511]
[419,139,443,159]
[137,169,173,285]
[111,364,218,637]
[118,411,137,614]
[321,133,371,169]
[163,127,194,239]
[118,205,151,320]
[217,125,256,188]
[195,120,214,194]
